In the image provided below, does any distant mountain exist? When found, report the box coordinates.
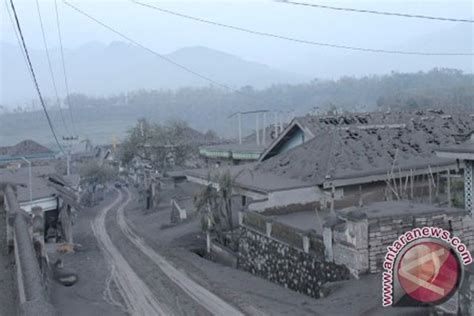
[0,41,308,105]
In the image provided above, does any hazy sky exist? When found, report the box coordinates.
[2,0,473,69]
[0,0,472,146]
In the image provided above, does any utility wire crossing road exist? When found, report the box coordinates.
[93,188,245,315]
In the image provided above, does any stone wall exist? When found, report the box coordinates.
[237,212,350,299]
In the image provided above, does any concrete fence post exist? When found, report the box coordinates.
[266,222,272,237]
[323,227,334,262]
[32,206,46,267]
[238,211,244,226]
[302,236,310,253]
[181,207,187,220]
[7,211,15,252]
[206,217,211,253]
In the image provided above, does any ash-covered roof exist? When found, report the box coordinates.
[0,165,78,205]
[293,109,467,136]
[0,140,53,157]
[187,163,311,193]
[294,111,405,136]
[0,166,57,202]
[337,201,466,221]
[257,111,474,185]
[436,131,474,159]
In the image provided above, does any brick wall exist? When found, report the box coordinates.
[238,212,349,298]
[367,211,474,273]
[329,206,474,275]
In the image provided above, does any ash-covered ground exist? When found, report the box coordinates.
[49,186,430,315]
[123,187,428,316]
[49,192,126,316]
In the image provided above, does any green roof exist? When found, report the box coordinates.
[0,152,57,163]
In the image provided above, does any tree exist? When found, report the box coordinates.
[119,118,154,165]
[120,119,200,172]
[78,161,117,186]
[204,129,218,141]
[193,169,252,247]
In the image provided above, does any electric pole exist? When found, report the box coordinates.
[63,135,78,175]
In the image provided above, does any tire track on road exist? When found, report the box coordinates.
[92,189,172,316]
[117,188,249,316]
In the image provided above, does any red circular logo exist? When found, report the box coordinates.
[397,241,461,304]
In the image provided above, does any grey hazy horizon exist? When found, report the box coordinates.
[1,0,473,106]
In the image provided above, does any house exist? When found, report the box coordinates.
[0,165,80,243]
[0,166,59,213]
[188,110,474,213]
[0,140,57,165]
[199,142,265,165]
[259,111,408,161]
[199,123,287,166]
[187,163,316,212]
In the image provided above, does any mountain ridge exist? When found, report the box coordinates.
[0,41,308,105]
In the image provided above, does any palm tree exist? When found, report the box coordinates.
[194,168,253,249]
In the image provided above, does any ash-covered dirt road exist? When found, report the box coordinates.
[93,188,248,316]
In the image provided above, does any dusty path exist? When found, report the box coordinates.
[94,187,246,315]
[92,189,170,315]
[116,187,246,316]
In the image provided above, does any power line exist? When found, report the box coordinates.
[8,0,65,153]
[64,0,271,119]
[34,0,71,136]
[64,1,233,90]
[54,0,79,136]
[4,0,31,83]
[280,0,474,23]
[131,1,473,56]
[64,0,275,131]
